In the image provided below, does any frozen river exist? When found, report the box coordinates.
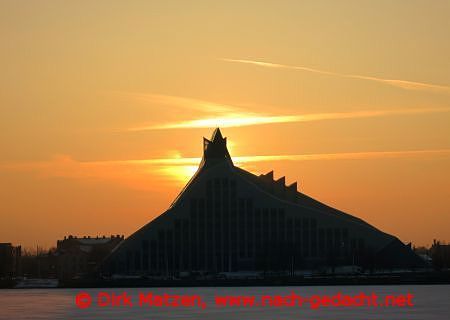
[1,285,449,320]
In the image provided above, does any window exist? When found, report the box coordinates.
[318,228,325,257]
[142,240,149,271]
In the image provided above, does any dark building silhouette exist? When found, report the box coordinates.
[103,128,424,276]
[56,235,123,280]
[20,248,58,279]
[430,240,450,270]
[0,243,21,278]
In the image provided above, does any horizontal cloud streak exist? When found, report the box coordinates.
[123,149,450,165]
[222,58,450,93]
[129,107,450,130]
[4,149,449,171]
[2,148,449,188]
[233,149,450,163]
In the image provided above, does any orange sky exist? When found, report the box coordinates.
[1,1,449,249]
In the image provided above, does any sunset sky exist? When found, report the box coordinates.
[1,1,449,249]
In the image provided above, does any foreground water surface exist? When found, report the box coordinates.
[1,285,449,320]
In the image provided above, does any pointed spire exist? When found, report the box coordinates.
[211,127,224,142]
[201,128,233,166]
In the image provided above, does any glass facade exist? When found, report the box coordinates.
[116,177,363,275]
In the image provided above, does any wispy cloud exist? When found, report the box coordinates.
[120,92,450,131]
[0,155,187,191]
[2,149,449,187]
[117,92,239,114]
[129,106,450,130]
[221,58,450,93]
[233,149,450,163]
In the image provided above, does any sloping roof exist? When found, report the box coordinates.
[171,128,381,233]
[105,128,422,267]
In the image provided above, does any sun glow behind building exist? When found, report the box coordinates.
[102,129,424,275]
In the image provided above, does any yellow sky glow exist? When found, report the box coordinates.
[3,148,450,185]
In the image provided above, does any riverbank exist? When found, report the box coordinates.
[2,271,449,289]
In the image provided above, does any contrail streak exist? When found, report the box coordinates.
[222,58,450,92]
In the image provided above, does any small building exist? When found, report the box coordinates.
[0,243,21,279]
[56,235,123,280]
[430,240,450,269]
